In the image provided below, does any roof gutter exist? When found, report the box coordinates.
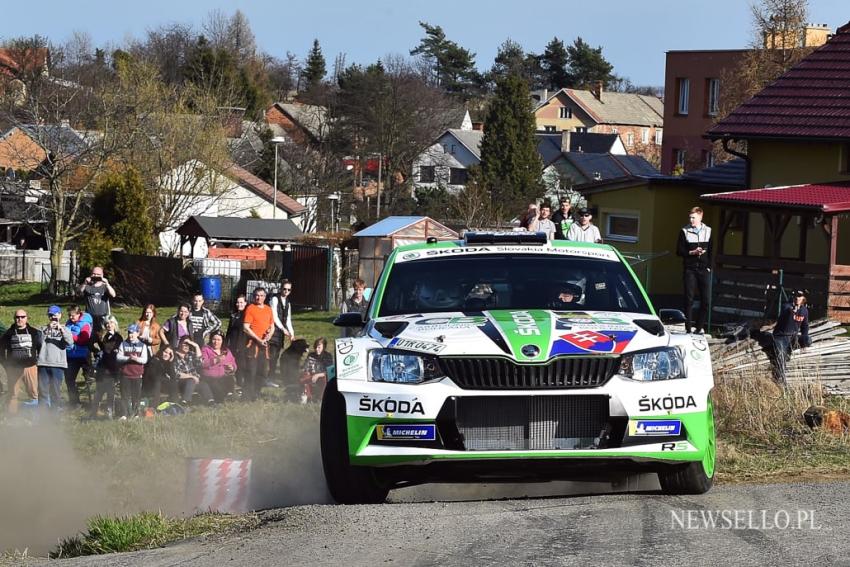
[720,136,751,188]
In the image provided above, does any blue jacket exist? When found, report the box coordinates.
[66,312,94,360]
[774,302,811,346]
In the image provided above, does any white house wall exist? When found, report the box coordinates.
[412,133,480,192]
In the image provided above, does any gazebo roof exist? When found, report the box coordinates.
[701,181,850,212]
[176,216,303,242]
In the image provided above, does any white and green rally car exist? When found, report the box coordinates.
[321,232,715,504]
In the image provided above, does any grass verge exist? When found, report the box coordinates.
[52,511,259,558]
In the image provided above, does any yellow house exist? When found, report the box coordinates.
[706,20,850,322]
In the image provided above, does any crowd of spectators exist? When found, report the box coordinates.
[1,267,337,420]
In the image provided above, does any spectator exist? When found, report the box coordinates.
[552,198,574,240]
[189,293,222,345]
[299,338,332,404]
[676,206,712,334]
[340,278,369,338]
[64,305,93,407]
[160,303,196,349]
[137,304,161,356]
[268,280,295,381]
[520,203,538,230]
[1,309,42,414]
[567,207,603,243]
[144,345,179,407]
[225,295,248,388]
[201,331,237,403]
[528,203,556,240]
[116,323,149,419]
[89,316,122,419]
[173,336,210,405]
[37,306,73,410]
[772,290,811,386]
[242,287,274,401]
[78,266,116,333]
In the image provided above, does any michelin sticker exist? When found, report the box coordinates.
[376,424,436,441]
[388,337,446,354]
[629,420,682,436]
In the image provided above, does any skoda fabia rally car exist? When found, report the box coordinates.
[321,233,715,504]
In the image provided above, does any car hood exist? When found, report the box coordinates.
[372,310,667,362]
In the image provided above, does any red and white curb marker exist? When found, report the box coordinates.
[186,458,252,514]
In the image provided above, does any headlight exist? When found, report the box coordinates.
[619,347,685,381]
[368,349,444,384]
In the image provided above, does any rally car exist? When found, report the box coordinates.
[321,232,715,504]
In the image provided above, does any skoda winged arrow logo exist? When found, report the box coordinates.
[521,344,540,358]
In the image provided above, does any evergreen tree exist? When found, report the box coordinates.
[302,39,327,90]
[541,37,570,90]
[566,37,616,89]
[479,74,543,218]
[410,22,481,97]
[94,168,157,255]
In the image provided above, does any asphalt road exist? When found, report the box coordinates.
[41,479,850,567]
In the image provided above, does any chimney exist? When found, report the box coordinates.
[560,129,572,152]
[592,81,604,101]
[543,88,548,101]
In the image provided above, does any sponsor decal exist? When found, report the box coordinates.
[692,337,708,351]
[400,251,421,261]
[343,353,359,366]
[629,420,682,436]
[521,344,540,358]
[393,246,619,262]
[337,339,354,355]
[358,395,426,416]
[388,337,447,354]
[638,395,698,412]
[661,441,690,452]
[555,312,630,326]
[376,424,436,441]
[690,350,703,361]
[415,316,487,330]
[510,311,541,336]
[478,316,512,355]
[549,329,636,355]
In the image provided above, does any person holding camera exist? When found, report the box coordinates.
[676,207,712,334]
[772,290,811,386]
[37,305,74,410]
[78,266,116,334]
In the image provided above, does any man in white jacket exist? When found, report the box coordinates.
[567,207,603,243]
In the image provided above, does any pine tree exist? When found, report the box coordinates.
[479,74,543,218]
[94,168,157,255]
[541,37,569,90]
[303,39,327,90]
[566,37,616,89]
[410,22,481,97]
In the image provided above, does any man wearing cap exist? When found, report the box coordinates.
[78,266,116,334]
[552,198,574,240]
[772,290,811,386]
[676,207,712,334]
[567,207,603,243]
[1,310,42,413]
[37,306,74,409]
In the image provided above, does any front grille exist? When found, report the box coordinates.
[452,395,610,451]
[441,357,617,389]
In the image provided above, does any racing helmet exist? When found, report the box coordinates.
[417,282,463,310]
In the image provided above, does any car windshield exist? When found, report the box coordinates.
[378,254,652,317]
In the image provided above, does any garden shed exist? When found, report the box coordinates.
[353,216,458,286]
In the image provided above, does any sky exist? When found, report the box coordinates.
[2,0,847,86]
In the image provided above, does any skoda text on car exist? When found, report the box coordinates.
[321,232,715,504]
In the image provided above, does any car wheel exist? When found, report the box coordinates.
[658,398,716,495]
[320,380,390,504]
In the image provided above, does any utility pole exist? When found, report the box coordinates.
[376,152,383,218]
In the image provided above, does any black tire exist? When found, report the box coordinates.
[658,399,716,495]
[320,380,389,504]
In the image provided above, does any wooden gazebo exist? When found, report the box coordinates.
[702,182,850,322]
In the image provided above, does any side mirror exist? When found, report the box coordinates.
[333,312,366,328]
[658,309,686,325]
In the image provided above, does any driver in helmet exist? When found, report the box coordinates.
[549,282,583,310]
[416,282,463,311]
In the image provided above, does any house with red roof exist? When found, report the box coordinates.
[703,21,850,322]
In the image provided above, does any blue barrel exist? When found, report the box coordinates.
[199,276,222,301]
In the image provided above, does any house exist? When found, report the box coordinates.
[158,160,306,255]
[413,128,645,191]
[0,47,49,106]
[703,21,850,322]
[265,102,328,145]
[573,159,745,304]
[532,86,663,163]
[0,122,91,176]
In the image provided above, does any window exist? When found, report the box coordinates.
[626,132,634,147]
[677,78,690,115]
[544,125,557,133]
[707,78,720,116]
[655,129,663,145]
[449,167,468,185]
[559,107,572,119]
[641,128,649,144]
[612,126,619,134]
[605,213,639,243]
[675,149,686,169]
[419,165,435,183]
[705,151,715,168]
[450,144,457,155]
[575,126,588,133]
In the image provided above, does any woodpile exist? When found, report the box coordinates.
[707,320,850,395]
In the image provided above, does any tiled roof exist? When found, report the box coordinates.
[681,158,746,187]
[564,89,664,127]
[0,47,48,78]
[701,181,850,212]
[446,128,484,159]
[224,163,306,216]
[709,21,850,140]
[275,103,328,140]
[536,132,620,164]
[563,153,661,181]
